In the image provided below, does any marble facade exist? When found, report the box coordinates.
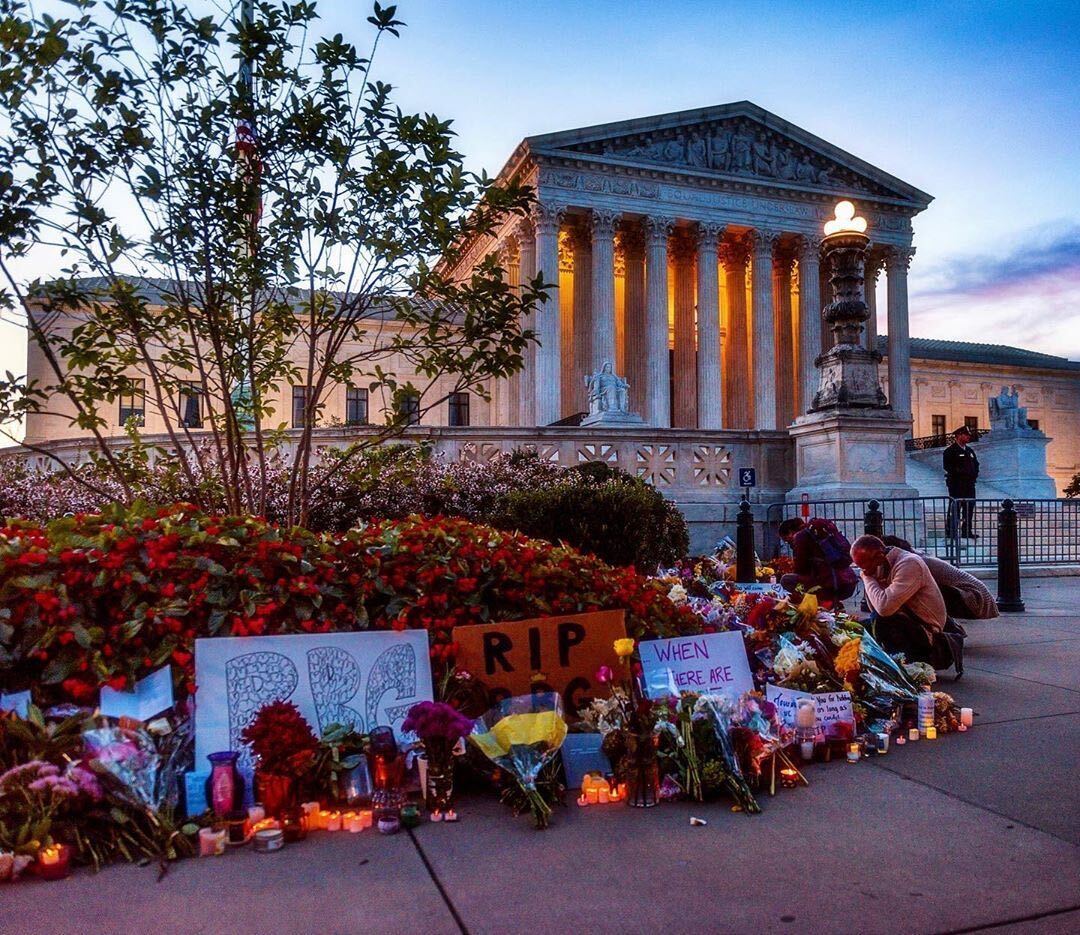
[456,102,932,434]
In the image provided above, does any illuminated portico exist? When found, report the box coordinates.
[456,102,933,432]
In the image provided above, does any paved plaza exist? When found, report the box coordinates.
[5,577,1077,935]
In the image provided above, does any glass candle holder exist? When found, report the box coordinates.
[780,767,799,789]
[35,844,71,881]
[205,751,245,820]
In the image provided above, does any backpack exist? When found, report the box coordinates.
[806,518,853,569]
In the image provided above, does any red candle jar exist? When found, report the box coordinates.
[36,844,72,881]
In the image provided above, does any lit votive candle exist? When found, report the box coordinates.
[36,844,71,881]
[895,733,906,745]
[618,783,628,801]
[316,809,332,830]
[846,743,860,763]
[576,793,589,807]
[301,801,320,822]
[780,767,799,788]
[345,812,363,833]
[926,726,938,740]
[961,707,973,728]
[876,733,889,754]
[586,787,599,805]
[908,728,920,742]
[359,808,374,829]
[247,805,266,824]
[598,788,610,804]
[198,827,227,857]
[326,811,342,832]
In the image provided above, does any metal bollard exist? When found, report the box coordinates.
[736,498,756,583]
[996,499,1025,612]
[864,499,884,539]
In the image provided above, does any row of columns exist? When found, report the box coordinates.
[495,205,913,430]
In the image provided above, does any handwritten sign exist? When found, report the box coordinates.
[639,631,753,701]
[195,631,433,778]
[452,611,626,717]
[99,666,174,722]
[730,583,786,596]
[765,684,854,731]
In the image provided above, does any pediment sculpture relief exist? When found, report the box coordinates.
[567,119,889,195]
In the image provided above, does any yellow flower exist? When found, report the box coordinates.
[835,636,862,682]
[613,638,636,659]
[797,593,819,618]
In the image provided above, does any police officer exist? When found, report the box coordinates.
[943,426,979,538]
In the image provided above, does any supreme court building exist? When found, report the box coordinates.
[23,103,1080,542]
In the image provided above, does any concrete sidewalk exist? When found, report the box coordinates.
[6,579,1079,935]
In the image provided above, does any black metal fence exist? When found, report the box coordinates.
[764,497,1080,568]
[904,429,985,452]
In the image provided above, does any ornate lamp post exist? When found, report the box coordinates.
[811,202,888,411]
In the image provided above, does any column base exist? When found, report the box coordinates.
[787,407,917,502]
[581,409,646,427]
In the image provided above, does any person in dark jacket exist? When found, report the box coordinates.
[778,517,858,605]
[943,426,979,538]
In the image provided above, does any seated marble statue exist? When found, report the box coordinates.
[988,385,1029,432]
[584,361,630,415]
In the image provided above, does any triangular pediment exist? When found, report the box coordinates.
[525,102,932,207]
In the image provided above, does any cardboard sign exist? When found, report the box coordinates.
[765,684,854,732]
[639,631,754,701]
[194,631,433,777]
[731,582,786,596]
[452,611,626,717]
[99,665,174,722]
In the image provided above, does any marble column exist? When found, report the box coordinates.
[570,220,592,414]
[772,244,796,428]
[865,248,882,354]
[643,215,673,427]
[671,230,697,429]
[885,245,915,420]
[589,209,619,373]
[750,229,780,430]
[516,220,537,426]
[796,236,822,416]
[500,238,521,426]
[720,237,750,428]
[621,224,647,417]
[532,203,563,425]
[695,222,723,429]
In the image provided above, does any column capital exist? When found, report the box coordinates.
[567,216,593,252]
[514,216,536,246]
[669,228,698,261]
[588,208,620,238]
[531,201,566,235]
[696,221,725,251]
[883,244,916,271]
[643,214,676,245]
[792,234,823,264]
[748,227,783,258]
[616,220,645,255]
[719,237,750,271]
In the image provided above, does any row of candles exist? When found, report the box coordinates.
[198,802,382,857]
[575,774,628,807]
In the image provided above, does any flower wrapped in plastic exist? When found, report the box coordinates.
[691,694,760,815]
[83,724,162,810]
[470,692,567,829]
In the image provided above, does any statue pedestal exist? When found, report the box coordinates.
[973,430,1057,499]
[787,408,917,502]
[581,409,645,427]
[811,344,888,410]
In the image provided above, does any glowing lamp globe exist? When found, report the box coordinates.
[823,200,868,236]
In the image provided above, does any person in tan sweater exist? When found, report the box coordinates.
[851,535,947,665]
[882,535,999,620]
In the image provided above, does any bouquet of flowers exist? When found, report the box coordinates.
[403,701,474,815]
[470,693,567,829]
[692,695,761,814]
[241,701,320,779]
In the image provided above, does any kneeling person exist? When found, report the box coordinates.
[850,535,947,665]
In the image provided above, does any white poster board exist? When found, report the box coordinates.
[765,683,854,732]
[194,631,433,774]
[639,631,753,700]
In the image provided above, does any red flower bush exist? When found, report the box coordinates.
[0,505,701,705]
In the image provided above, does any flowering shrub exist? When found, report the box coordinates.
[0,505,702,706]
[0,447,690,570]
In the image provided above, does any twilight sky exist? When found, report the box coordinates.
[3,0,1079,396]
